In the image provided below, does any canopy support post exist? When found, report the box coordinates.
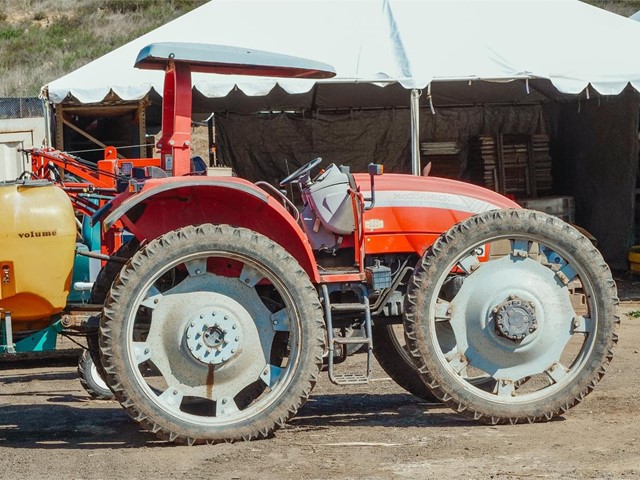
[157,60,193,177]
[410,89,421,175]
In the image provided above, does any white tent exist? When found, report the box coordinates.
[44,0,640,105]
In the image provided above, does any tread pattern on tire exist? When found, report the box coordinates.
[403,208,619,425]
[99,224,326,445]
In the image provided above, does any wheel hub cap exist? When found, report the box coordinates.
[445,256,575,380]
[493,295,537,341]
[186,308,242,365]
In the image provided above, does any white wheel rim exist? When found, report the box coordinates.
[428,234,598,404]
[123,250,303,426]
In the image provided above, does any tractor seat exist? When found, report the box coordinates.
[191,156,207,174]
[305,164,355,236]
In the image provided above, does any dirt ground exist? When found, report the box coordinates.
[2,280,640,480]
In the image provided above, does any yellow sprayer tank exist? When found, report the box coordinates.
[0,180,76,326]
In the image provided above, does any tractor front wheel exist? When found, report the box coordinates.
[99,224,325,444]
[404,209,619,424]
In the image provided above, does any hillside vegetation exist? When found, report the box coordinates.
[0,0,638,98]
[0,0,207,97]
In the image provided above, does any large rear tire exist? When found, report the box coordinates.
[404,209,619,424]
[100,224,325,444]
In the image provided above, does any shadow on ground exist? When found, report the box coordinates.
[0,403,157,449]
[290,392,480,430]
[614,276,640,301]
[0,391,488,449]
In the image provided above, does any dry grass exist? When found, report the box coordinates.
[583,0,640,16]
[0,0,207,97]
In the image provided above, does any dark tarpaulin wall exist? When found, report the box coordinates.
[546,91,640,270]
[215,105,544,183]
[216,110,413,185]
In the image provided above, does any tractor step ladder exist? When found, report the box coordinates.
[321,284,373,385]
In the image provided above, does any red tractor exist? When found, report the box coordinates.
[78,43,617,444]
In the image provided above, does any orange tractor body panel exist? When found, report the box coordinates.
[356,173,519,256]
[99,176,322,282]
[96,171,518,289]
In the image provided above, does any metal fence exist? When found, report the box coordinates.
[0,97,44,120]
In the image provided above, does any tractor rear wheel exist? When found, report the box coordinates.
[404,209,619,424]
[99,224,325,444]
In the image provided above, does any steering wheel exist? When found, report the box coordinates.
[279,157,323,186]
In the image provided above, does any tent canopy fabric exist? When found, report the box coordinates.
[44,0,640,109]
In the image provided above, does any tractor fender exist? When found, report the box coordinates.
[99,177,320,282]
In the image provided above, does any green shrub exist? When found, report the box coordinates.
[0,25,22,41]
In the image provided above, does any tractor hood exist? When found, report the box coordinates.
[353,173,519,255]
[355,173,518,215]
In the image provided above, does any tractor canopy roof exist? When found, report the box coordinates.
[135,42,336,79]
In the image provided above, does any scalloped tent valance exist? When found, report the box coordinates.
[44,0,640,110]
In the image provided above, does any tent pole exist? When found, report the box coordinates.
[41,98,51,148]
[410,89,421,175]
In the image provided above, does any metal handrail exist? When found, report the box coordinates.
[254,181,300,223]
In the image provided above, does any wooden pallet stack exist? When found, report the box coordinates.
[531,134,553,195]
[468,133,552,198]
[468,135,499,190]
[420,141,463,179]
